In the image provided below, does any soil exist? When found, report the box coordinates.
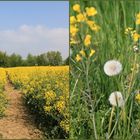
[0,82,43,139]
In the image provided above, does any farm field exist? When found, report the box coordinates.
[0,66,69,139]
[70,1,140,139]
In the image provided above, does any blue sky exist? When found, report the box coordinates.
[0,1,69,59]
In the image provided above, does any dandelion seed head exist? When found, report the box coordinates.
[109,91,124,107]
[104,60,122,76]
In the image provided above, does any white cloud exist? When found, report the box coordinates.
[0,25,69,59]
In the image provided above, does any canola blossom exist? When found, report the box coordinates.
[72,4,80,13]
[0,68,7,89]
[136,12,140,24]
[70,4,100,63]
[6,66,69,135]
[135,93,140,103]
[85,7,97,16]
[0,68,7,116]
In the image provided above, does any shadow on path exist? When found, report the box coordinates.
[0,82,43,139]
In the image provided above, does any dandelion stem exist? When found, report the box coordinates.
[108,106,115,136]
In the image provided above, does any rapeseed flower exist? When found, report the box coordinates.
[70,25,78,37]
[132,32,140,42]
[86,7,97,16]
[76,54,82,62]
[70,16,76,24]
[84,34,91,47]
[136,12,140,24]
[79,50,86,57]
[77,13,85,22]
[89,49,95,57]
[135,93,140,103]
[73,4,80,13]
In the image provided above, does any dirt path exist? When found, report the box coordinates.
[0,82,43,139]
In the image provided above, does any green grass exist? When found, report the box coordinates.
[70,0,140,139]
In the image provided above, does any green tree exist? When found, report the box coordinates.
[0,51,9,67]
[64,57,69,65]
[26,54,37,66]
[46,51,63,66]
[9,53,23,67]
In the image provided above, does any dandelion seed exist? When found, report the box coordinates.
[104,60,122,76]
[109,91,124,107]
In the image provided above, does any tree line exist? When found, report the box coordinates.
[0,51,69,67]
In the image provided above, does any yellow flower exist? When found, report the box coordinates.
[136,12,140,24]
[44,106,52,112]
[132,32,140,42]
[86,7,97,16]
[76,54,82,62]
[56,101,65,113]
[135,93,140,103]
[86,20,95,27]
[86,20,100,32]
[136,13,140,19]
[79,50,86,57]
[84,34,91,47]
[70,38,78,45]
[136,18,140,25]
[70,25,78,37]
[76,13,85,22]
[45,90,56,101]
[60,120,69,133]
[125,27,133,34]
[70,16,76,24]
[73,4,80,12]
[91,25,100,32]
[89,49,95,57]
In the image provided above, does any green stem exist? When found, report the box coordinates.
[127,96,133,134]
[85,58,98,139]
[108,117,118,139]
[126,53,137,102]
[85,58,90,90]
[108,106,115,136]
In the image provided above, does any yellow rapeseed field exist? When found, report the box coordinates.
[0,68,7,89]
[1,66,69,137]
[0,68,7,116]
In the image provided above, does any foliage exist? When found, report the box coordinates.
[7,66,69,139]
[70,1,140,139]
[0,51,63,67]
